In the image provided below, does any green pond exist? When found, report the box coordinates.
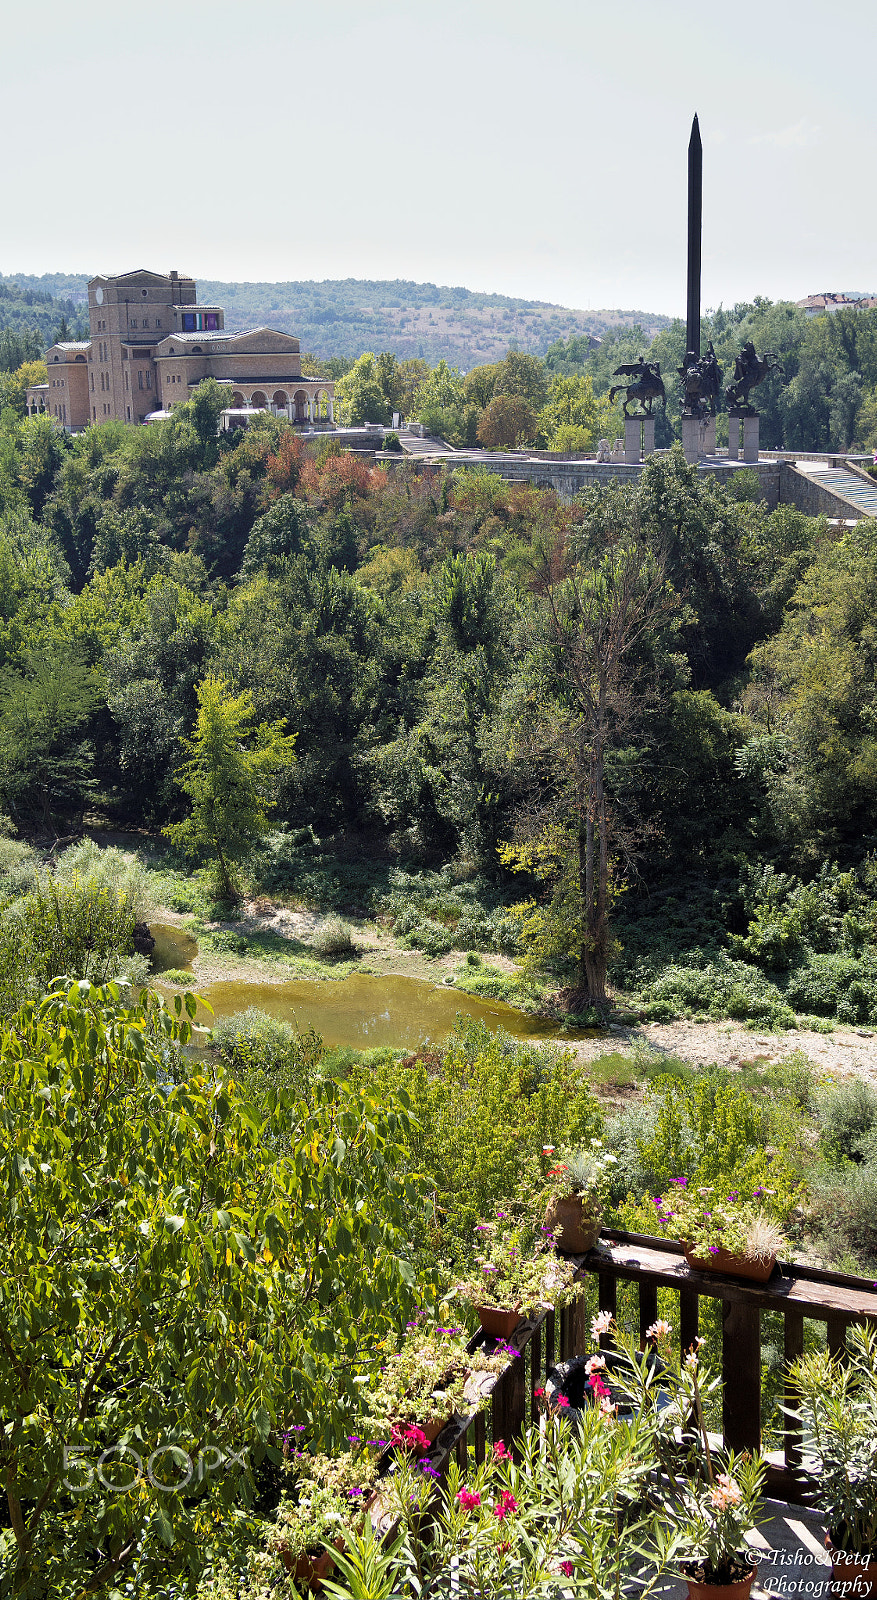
[148,923,597,1050]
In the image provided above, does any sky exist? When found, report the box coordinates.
[4,0,875,317]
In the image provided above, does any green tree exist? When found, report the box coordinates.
[476,393,537,448]
[0,978,433,1596]
[334,353,391,426]
[164,674,297,901]
[0,645,102,826]
[539,374,622,451]
[503,516,679,1008]
[493,349,548,411]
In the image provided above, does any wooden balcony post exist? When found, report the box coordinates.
[680,1287,699,1355]
[598,1270,617,1351]
[529,1320,542,1424]
[722,1301,761,1452]
[827,1314,849,1359]
[783,1311,804,1469]
[639,1281,658,1347]
[544,1309,556,1374]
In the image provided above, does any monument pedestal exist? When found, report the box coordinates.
[728,416,741,460]
[743,415,759,463]
[702,415,716,456]
[681,415,702,464]
[624,417,642,464]
[624,416,657,463]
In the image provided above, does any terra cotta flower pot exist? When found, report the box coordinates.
[543,1194,602,1254]
[683,1245,776,1283]
[681,1558,758,1600]
[826,1534,877,1597]
[476,1304,522,1340]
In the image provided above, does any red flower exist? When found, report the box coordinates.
[493,1490,518,1520]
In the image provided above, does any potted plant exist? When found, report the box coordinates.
[787,1323,877,1597]
[363,1324,508,1451]
[452,1212,581,1340]
[595,1313,766,1599]
[651,1181,785,1282]
[541,1140,618,1253]
[271,1447,378,1588]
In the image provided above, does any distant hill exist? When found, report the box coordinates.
[0,272,670,369]
[0,278,89,362]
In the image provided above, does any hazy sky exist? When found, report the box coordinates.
[4,0,874,316]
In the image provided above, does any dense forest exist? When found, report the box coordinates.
[2,361,877,1030]
[3,357,877,1595]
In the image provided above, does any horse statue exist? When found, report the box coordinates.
[679,342,723,418]
[725,340,784,414]
[609,357,666,418]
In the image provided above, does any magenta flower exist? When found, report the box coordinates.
[494,1489,518,1520]
[561,1561,574,1577]
[457,1487,481,1510]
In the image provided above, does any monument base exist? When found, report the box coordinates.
[624,417,642,464]
[743,415,759,463]
[624,416,657,464]
[702,415,716,456]
[681,415,702,464]
[728,416,740,460]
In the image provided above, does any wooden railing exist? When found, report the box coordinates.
[397,1231,877,1512]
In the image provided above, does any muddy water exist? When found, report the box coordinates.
[149,922,198,973]
[148,923,597,1049]
[187,972,599,1049]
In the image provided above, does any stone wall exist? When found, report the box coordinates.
[779,464,864,521]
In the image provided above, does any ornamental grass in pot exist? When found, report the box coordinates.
[540,1140,618,1253]
[787,1324,877,1597]
[451,1211,581,1340]
[651,1180,785,1282]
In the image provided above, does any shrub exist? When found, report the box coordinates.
[635,955,795,1029]
[818,1079,877,1164]
[0,821,40,906]
[348,1016,603,1263]
[211,1006,324,1107]
[806,1162,877,1268]
[54,838,153,923]
[312,914,356,959]
[785,952,877,1024]
[7,875,145,992]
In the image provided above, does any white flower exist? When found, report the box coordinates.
[585,1355,606,1374]
[645,1319,672,1341]
[591,1310,613,1338]
[684,1351,699,1370]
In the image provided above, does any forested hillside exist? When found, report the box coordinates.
[2,374,877,1031]
[0,270,669,366]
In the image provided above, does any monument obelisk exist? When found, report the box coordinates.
[686,113,702,362]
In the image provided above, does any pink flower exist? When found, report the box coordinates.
[457,1488,481,1511]
[588,1373,609,1398]
[591,1309,613,1338]
[561,1561,574,1577]
[493,1489,518,1520]
[585,1355,606,1374]
[534,1386,546,1398]
[493,1440,512,1460]
[555,1395,570,1408]
[391,1423,432,1453]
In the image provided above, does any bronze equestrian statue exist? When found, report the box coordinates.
[725,340,784,414]
[679,341,722,418]
[609,357,666,419]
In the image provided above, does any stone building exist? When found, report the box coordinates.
[26,268,333,428]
